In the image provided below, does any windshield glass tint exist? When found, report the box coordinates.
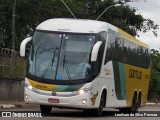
[28,31,95,80]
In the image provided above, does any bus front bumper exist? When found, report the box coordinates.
[24,87,95,109]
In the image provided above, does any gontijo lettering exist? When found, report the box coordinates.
[129,69,142,80]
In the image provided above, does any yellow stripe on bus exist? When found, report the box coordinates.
[29,79,57,91]
[118,29,149,48]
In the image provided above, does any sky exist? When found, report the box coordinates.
[126,0,160,50]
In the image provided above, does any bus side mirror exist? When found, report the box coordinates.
[20,37,32,57]
[91,41,102,62]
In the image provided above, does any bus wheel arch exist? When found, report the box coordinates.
[95,89,107,117]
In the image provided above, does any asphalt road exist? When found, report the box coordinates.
[0,106,160,120]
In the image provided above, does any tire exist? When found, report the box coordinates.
[119,108,129,113]
[40,105,52,115]
[137,94,141,108]
[94,93,105,117]
[130,94,138,113]
[119,94,138,113]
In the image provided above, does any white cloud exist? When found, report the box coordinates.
[136,31,160,50]
[127,0,160,50]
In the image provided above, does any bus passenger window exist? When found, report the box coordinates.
[115,37,123,62]
[105,32,116,63]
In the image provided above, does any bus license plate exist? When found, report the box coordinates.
[48,98,59,103]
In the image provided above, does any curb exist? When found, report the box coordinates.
[146,103,160,106]
[0,104,16,109]
[0,102,39,109]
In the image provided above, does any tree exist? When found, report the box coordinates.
[149,49,160,101]
[0,0,12,48]
[0,0,159,50]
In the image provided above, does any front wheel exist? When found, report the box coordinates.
[94,93,105,117]
[40,105,52,115]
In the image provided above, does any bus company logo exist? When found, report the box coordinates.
[2,112,11,117]
[129,69,142,80]
[1,112,42,117]
[52,91,56,96]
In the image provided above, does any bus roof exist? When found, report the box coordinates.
[36,18,107,33]
[36,18,149,48]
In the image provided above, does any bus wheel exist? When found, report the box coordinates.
[137,93,141,108]
[119,94,138,113]
[119,108,128,113]
[40,105,52,115]
[94,93,105,117]
[130,94,138,113]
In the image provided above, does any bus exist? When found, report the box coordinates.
[20,18,150,116]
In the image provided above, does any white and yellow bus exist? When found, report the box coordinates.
[20,18,150,116]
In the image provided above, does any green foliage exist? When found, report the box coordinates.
[149,49,160,100]
[0,0,159,50]
[0,0,12,48]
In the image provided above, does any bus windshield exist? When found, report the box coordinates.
[27,30,95,81]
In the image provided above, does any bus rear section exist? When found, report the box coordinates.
[104,28,150,112]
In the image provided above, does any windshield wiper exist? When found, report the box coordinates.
[40,48,58,80]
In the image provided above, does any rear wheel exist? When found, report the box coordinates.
[137,93,141,108]
[40,105,52,115]
[119,94,138,113]
[130,94,138,113]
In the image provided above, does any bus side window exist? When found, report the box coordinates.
[130,42,137,66]
[115,37,123,62]
[105,32,116,64]
[138,46,143,67]
[123,39,128,63]
[146,49,151,68]
[105,33,150,69]
[143,48,150,68]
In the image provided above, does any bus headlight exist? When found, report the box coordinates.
[79,89,85,94]
[77,88,90,95]
[25,83,34,91]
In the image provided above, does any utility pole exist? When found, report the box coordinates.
[12,0,16,51]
